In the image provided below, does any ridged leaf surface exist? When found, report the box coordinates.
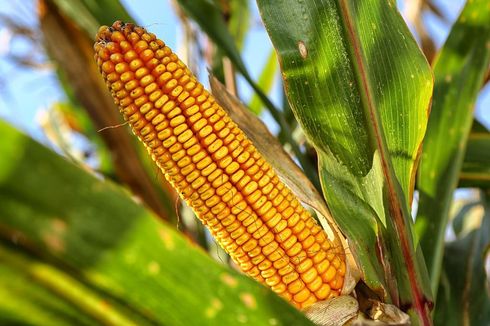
[257,0,433,323]
[0,119,311,326]
[415,0,490,294]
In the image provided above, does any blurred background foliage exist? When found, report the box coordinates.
[0,0,488,325]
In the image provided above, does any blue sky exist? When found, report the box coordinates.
[0,0,488,146]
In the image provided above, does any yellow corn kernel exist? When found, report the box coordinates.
[94,21,345,310]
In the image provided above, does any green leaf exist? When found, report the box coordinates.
[0,250,95,326]
[248,50,279,115]
[0,245,144,326]
[0,119,311,326]
[175,0,318,180]
[452,201,480,237]
[41,1,175,221]
[459,131,490,188]
[175,0,248,78]
[434,193,490,325]
[415,0,490,295]
[49,0,132,37]
[228,0,250,50]
[257,0,433,322]
[471,119,489,133]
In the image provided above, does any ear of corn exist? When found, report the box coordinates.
[94,21,345,310]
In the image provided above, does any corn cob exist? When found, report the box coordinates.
[94,21,345,309]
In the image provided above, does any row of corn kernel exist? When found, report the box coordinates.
[94,22,345,309]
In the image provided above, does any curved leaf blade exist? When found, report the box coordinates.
[40,1,176,221]
[0,252,96,326]
[248,50,279,115]
[49,0,132,37]
[175,0,319,181]
[257,0,433,322]
[415,0,490,295]
[176,0,248,77]
[0,119,311,326]
[459,132,490,188]
[0,245,143,326]
[434,194,490,326]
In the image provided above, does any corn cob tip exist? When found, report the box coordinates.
[94,21,345,310]
[95,21,148,42]
[95,24,111,43]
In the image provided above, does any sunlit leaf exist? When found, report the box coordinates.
[415,0,490,294]
[228,0,250,50]
[48,0,132,37]
[40,0,176,220]
[0,119,311,326]
[257,0,433,322]
[248,50,278,115]
[0,257,95,326]
[0,246,145,326]
[175,0,316,178]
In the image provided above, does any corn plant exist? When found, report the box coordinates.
[0,0,488,325]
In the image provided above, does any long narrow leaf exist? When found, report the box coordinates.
[248,50,279,115]
[0,245,144,325]
[257,0,433,323]
[49,0,132,36]
[0,119,311,326]
[0,252,95,326]
[434,193,490,325]
[228,0,250,50]
[459,131,490,189]
[175,0,317,181]
[415,0,490,295]
[40,0,175,220]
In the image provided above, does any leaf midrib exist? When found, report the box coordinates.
[335,0,429,322]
